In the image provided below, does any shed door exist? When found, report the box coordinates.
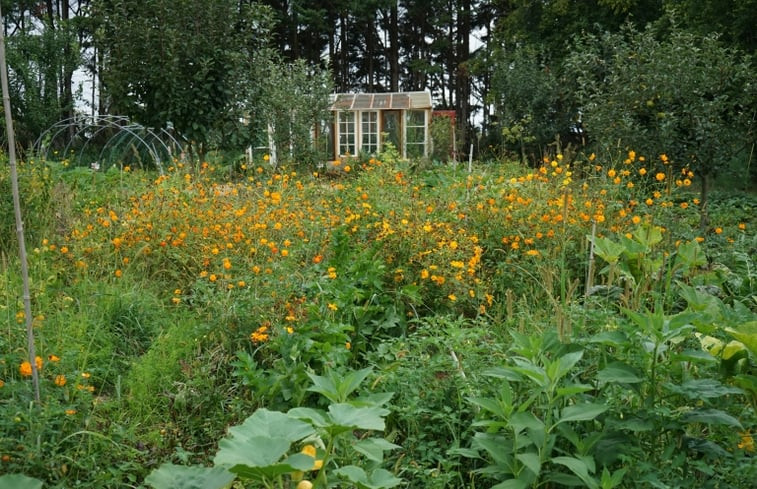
[381,110,401,154]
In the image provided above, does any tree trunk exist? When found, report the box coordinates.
[455,0,471,150]
[389,2,399,91]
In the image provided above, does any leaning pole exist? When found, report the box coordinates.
[0,4,41,403]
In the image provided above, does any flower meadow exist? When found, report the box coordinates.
[1,151,755,488]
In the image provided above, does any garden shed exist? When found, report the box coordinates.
[328,91,433,160]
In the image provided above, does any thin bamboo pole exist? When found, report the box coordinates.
[0,4,41,403]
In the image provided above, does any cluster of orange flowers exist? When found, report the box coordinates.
[34,151,742,345]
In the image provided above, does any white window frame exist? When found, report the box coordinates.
[337,111,356,157]
[404,109,428,158]
[361,111,379,155]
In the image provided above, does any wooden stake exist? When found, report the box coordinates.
[1,4,41,403]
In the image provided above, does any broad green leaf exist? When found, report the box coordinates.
[556,384,594,398]
[509,360,549,388]
[597,362,643,385]
[288,407,329,427]
[722,340,749,360]
[333,466,402,489]
[353,438,401,463]
[600,466,628,488]
[695,333,724,356]
[674,240,707,270]
[551,456,598,489]
[591,235,626,264]
[615,416,653,432]
[144,464,234,489]
[328,403,389,431]
[225,409,314,442]
[725,321,757,357]
[510,411,544,432]
[587,330,630,347]
[664,379,743,399]
[0,474,44,489]
[214,436,291,468]
[470,395,511,419]
[733,374,757,397]
[227,453,315,480]
[484,366,526,382]
[682,409,743,428]
[472,433,514,467]
[557,403,608,425]
[353,392,394,407]
[556,350,584,380]
[670,349,718,364]
[516,452,541,476]
[631,224,662,249]
[491,479,530,489]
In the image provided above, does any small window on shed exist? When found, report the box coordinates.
[338,112,356,156]
[405,110,427,158]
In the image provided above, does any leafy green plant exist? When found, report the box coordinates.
[0,474,43,489]
[455,330,620,488]
[145,367,401,489]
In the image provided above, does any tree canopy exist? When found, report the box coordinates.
[0,0,754,176]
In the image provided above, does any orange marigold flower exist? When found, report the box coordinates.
[19,361,32,377]
[655,172,666,181]
[54,375,67,387]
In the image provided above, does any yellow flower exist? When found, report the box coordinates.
[54,375,67,387]
[738,431,754,452]
[296,481,313,489]
[328,303,338,311]
[714,227,723,234]
[65,409,77,416]
[448,294,457,302]
[19,361,32,377]
[655,172,665,181]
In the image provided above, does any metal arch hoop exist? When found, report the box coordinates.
[32,115,186,174]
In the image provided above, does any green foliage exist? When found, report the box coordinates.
[252,55,334,168]
[94,0,274,152]
[0,474,43,489]
[430,114,455,163]
[565,21,754,180]
[0,158,53,254]
[145,368,401,489]
[2,20,81,149]
[489,44,567,163]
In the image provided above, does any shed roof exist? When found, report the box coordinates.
[330,91,432,111]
